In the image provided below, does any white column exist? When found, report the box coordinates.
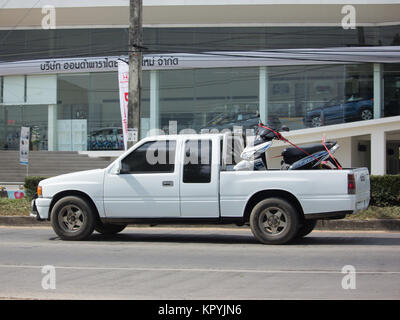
[373,63,383,119]
[47,104,57,151]
[259,66,269,124]
[336,137,352,168]
[149,70,160,134]
[370,130,386,175]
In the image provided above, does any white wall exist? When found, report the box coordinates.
[2,74,57,105]
[3,76,24,104]
[351,136,371,170]
[26,75,57,105]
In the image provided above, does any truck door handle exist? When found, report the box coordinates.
[162,181,174,187]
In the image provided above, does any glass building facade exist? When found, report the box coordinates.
[1,27,400,151]
[1,26,400,62]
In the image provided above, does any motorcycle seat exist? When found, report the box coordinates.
[282,141,336,159]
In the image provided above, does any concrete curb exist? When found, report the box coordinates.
[0,216,50,226]
[315,219,400,231]
[0,216,400,231]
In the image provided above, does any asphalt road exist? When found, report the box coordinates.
[0,226,399,300]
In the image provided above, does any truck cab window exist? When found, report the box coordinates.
[183,139,212,183]
[121,140,176,174]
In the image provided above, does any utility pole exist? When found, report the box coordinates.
[128,0,143,148]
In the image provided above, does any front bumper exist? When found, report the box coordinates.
[30,197,41,220]
[30,197,52,221]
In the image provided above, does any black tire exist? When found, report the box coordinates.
[95,222,127,235]
[50,196,96,241]
[249,198,300,245]
[295,219,317,239]
[359,107,373,120]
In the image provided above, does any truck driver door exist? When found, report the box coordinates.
[179,138,220,218]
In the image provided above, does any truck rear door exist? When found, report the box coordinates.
[179,137,220,218]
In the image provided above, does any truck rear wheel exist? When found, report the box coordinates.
[249,198,300,244]
[50,196,96,241]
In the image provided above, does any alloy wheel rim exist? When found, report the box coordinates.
[259,207,288,235]
[311,116,322,127]
[58,204,85,233]
[361,109,372,120]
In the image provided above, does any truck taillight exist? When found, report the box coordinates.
[348,174,356,194]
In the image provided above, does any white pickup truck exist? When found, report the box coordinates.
[32,133,370,244]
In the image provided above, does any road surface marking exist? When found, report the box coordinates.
[0,264,399,274]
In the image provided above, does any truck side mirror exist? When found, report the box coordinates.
[118,160,132,174]
[112,160,122,175]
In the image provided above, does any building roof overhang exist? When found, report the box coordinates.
[0,1,400,29]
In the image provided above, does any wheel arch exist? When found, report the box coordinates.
[48,190,101,222]
[359,105,373,114]
[243,189,304,223]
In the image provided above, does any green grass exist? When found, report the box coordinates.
[0,197,31,216]
[345,206,400,220]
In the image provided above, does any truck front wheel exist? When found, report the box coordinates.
[50,196,96,241]
[95,222,127,235]
[249,198,300,245]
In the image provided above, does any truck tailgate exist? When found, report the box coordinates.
[352,167,370,211]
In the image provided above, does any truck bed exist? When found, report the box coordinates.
[219,168,370,218]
